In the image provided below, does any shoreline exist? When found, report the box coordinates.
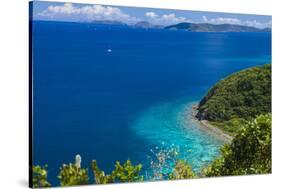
[189,104,233,143]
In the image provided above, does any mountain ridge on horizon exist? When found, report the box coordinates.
[165,22,271,32]
[33,19,271,32]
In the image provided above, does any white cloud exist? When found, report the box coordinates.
[37,4,271,28]
[244,20,272,29]
[202,15,271,29]
[145,12,158,19]
[202,16,241,25]
[145,11,192,25]
[38,3,140,24]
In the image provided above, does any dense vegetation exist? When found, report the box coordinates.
[203,114,271,176]
[196,64,271,135]
[197,64,271,121]
[58,162,89,186]
[92,160,143,184]
[169,160,196,179]
[32,165,51,188]
[32,157,143,187]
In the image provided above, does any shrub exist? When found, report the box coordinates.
[92,160,143,184]
[169,160,196,179]
[203,114,271,176]
[32,165,51,188]
[58,155,89,186]
[112,160,143,182]
[91,160,114,184]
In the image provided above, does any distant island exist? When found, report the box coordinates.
[34,20,271,32]
[133,21,163,29]
[165,22,271,32]
[88,20,271,32]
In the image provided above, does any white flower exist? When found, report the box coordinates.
[75,154,82,169]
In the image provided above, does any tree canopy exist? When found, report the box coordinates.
[196,64,271,122]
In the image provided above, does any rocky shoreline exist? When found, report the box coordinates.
[190,104,233,143]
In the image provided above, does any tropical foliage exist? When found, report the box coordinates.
[57,163,89,186]
[209,117,247,136]
[203,114,271,176]
[169,160,196,180]
[196,64,271,122]
[91,160,114,184]
[57,155,89,186]
[92,160,143,184]
[32,165,51,188]
[112,160,143,182]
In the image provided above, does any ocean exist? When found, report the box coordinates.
[32,21,271,185]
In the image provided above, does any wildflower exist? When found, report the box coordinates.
[75,154,82,169]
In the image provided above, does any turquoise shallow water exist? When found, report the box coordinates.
[131,98,225,173]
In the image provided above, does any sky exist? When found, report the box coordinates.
[32,1,272,28]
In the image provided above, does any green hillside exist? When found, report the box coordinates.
[196,64,271,135]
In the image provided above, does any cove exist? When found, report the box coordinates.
[131,98,226,174]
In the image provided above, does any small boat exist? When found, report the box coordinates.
[107,49,112,53]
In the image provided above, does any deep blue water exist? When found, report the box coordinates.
[33,21,271,185]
